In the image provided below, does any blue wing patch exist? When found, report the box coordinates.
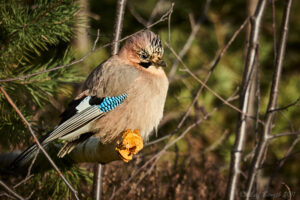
[76,94,128,113]
[99,94,128,112]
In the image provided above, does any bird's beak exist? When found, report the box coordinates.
[154,59,167,67]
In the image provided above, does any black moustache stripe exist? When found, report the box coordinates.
[139,62,152,68]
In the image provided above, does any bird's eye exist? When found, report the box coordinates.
[140,53,149,60]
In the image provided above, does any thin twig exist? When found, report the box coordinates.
[0,4,174,83]
[147,0,164,26]
[13,175,34,190]
[272,0,277,62]
[0,180,25,200]
[93,1,127,199]
[282,182,292,200]
[204,129,230,153]
[168,0,211,78]
[12,150,39,189]
[267,97,300,113]
[245,0,293,198]
[112,0,127,55]
[110,105,216,200]
[147,16,248,144]
[110,92,238,199]
[165,42,263,124]
[267,136,299,191]
[209,17,250,71]
[0,86,80,200]
[269,131,300,139]
[92,29,101,51]
[177,17,249,127]
[127,3,147,26]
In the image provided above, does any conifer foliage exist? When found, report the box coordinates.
[0,1,90,199]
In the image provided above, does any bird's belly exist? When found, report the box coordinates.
[94,91,166,143]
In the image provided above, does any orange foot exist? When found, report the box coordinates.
[115,129,144,162]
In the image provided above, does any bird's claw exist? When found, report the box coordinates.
[115,129,143,162]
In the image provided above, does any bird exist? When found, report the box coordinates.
[11,30,169,167]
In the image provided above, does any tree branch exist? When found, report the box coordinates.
[168,0,211,78]
[225,0,268,199]
[0,86,80,200]
[244,0,293,198]
[110,88,239,200]
[93,0,127,199]
[0,180,25,200]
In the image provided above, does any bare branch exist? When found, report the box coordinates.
[269,131,300,139]
[147,0,164,25]
[204,129,230,154]
[165,42,263,124]
[0,86,80,200]
[127,3,147,26]
[93,164,103,200]
[0,180,25,200]
[112,0,127,55]
[209,17,250,72]
[110,57,240,199]
[226,0,268,199]
[168,0,211,78]
[92,29,101,51]
[175,17,249,129]
[110,98,230,200]
[245,0,293,198]
[267,136,299,191]
[272,0,277,62]
[93,1,127,199]
[268,97,300,113]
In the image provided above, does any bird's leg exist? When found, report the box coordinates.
[115,129,144,162]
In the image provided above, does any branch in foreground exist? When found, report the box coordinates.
[267,136,299,192]
[0,138,121,172]
[245,0,293,198]
[168,0,211,78]
[165,42,262,124]
[93,0,127,198]
[110,86,239,200]
[0,180,25,200]
[148,17,248,145]
[0,86,80,200]
[225,0,268,199]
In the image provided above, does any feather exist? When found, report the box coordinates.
[76,96,92,112]
[10,94,128,167]
[44,94,128,143]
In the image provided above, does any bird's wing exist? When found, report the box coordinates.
[60,56,140,124]
[10,57,140,167]
[44,56,140,144]
[42,94,128,144]
[11,95,128,167]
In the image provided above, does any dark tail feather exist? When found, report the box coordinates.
[9,142,47,169]
[9,130,54,170]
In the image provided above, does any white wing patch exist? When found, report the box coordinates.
[76,96,92,112]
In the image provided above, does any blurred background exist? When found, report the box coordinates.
[0,0,299,199]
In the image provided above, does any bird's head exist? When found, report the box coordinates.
[119,30,166,70]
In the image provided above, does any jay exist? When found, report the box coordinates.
[12,30,168,167]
